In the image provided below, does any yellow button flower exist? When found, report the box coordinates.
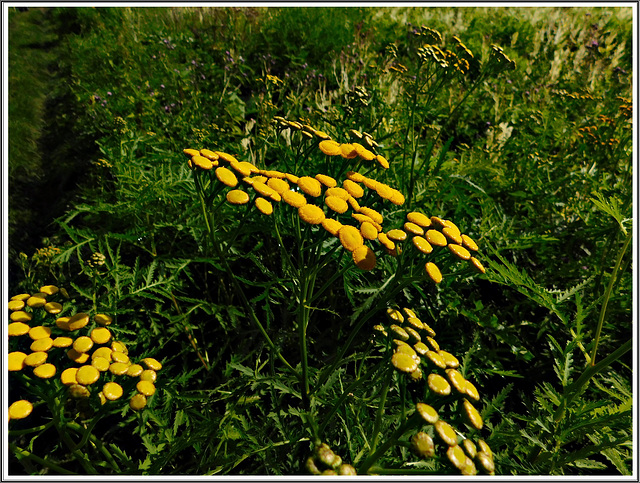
[352,245,376,271]
[30,337,53,352]
[67,348,90,364]
[26,294,46,308]
[111,341,128,354]
[226,189,250,205]
[465,379,480,401]
[430,216,447,229]
[10,311,32,323]
[339,143,358,159]
[109,362,130,376]
[73,336,94,353]
[126,364,144,377]
[318,139,341,156]
[315,174,337,188]
[446,368,468,393]
[387,229,407,242]
[9,400,33,420]
[11,293,30,301]
[111,352,130,364]
[347,196,361,211]
[404,222,424,236]
[266,178,290,194]
[324,196,348,214]
[255,197,273,215]
[428,373,451,396]
[425,229,447,247]
[68,384,90,399]
[391,352,418,373]
[342,179,364,198]
[461,234,479,251]
[435,420,458,446]
[215,167,238,187]
[94,313,113,326]
[438,350,459,368]
[412,236,433,254]
[33,363,57,379]
[91,356,110,372]
[321,218,343,236]
[8,352,27,371]
[416,402,439,424]
[358,207,383,224]
[8,322,30,337]
[68,313,90,331]
[183,148,200,158]
[282,189,307,208]
[375,183,394,200]
[377,232,395,251]
[199,148,219,161]
[443,226,463,245]
[60,367,79,385]
[325,187,350,200]
[448,243,471,261]
[298,204,325,225]
[447,444,471,472]
[192,155,213,170]
[92,346,113,361]
[102,382,124,401]
[140,369,157,383]
[24,351,48,367]
[360,221,379,241]
[90,327,112,345]
[29,326,52,340]
[136,380,156,396]
[375,154,390,169]
[462,399,483,430]
[229,159,252,176]
[253,181,280,201]
[338,225,364,252]
[353,143,376,161]
[44,302,63,314]
[129,394,147,411]
[407,211,431,227]
[215,151,239,164]
[297,176,322,197]
[8,300,25,311]
[470,257,486,274]
[76,365,100,385]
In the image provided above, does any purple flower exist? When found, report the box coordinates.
[101,100,107,106]
[160,84,165,89]
[201,74,206,80]
[94,94,101,100]
[107,91,112,96]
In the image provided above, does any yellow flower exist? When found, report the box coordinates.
[95,313,113,326]
[352,213,381,231]
[325,187,350,200]
[340,143,358,159]
[8,322,30,337]
[192,155,213,170]
[76,365,100,385]
[129,393,147,411]
[375,183,394,201]
[33,363,57,379]
[470,257,486,274]
[44,301,62,314]
[347,196,361,212]
[229,159,253,177]
[266,177,290,194]
[342,179,364,198]
[352,245,376,271]
[10,310,32,323]
[346,171,365,183]
[377,232,395,251]
[24,352,48,367]
[375,154,389,169]
[136,380,156,396]
[358,207,383,224]
[91,327,112,345]
[183,148,200,158]
[359,221,379,240]
[318,140,342,156]
[261,169,287,179]
[215,151,239,164]
[321,218,343,236]
[253,182,281,202]
[226,189,250,205]
[352,142,376,161]
[9,400,33,420]
[325,196,349,214]
[60,367,78,385]
[443,226,462,244]
[299,204,325,224]
[361,177,379,190]
[255,197,274,215]
[426,229,448,247]
[430,216,447,229]
[30,338,53,352]
[387,229,407,242]
[103,382,124,401]
[8,352,27,371]
[425,262,443,283]
[404,222,424,236]
[407,211,432,227]
[297,176,322,197]
[338,225,364,252]
[448,243,471,260]
[282,189,307,208]
[461,234,479,252]
[285,173,300,184]
[199,149,219,161]
[462,399,483,430]
[428,374,452,397]
[389,189,406,206]
[215,167,238,187]
[315,173,337,188]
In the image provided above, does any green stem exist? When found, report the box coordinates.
[370,365,394,453]
[590,229,631,366]
[10,443,75,475]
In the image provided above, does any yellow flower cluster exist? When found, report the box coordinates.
[306,442,357,476]
[377,307,494,475]
[8,286,162,421]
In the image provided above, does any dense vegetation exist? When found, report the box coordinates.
[7,6,633,476]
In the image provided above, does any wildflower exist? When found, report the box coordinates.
[126,364,144,377]
[315,173,337,188]
[391,352,418,373]
[229,159,254,177]
[416,402,439,424]
[347,196,361,211]
[215,151,239,164]
[136,380,156,396]
[463,439,477,459]
[430,216,447,229]
[40,285,58,295]
[465,380,480,401]
[470,257,486,274]
[10,311,32,323]
[8,322,29,337]
[9,400,33,420]
[462,399,483,429]
[61,368,78,385]
[33,363,56,379]
[112,351,130,364]
[445,368,467,394]
[27,293,46,308]
[426,336,439,351]
[414,341,429,356]
[358,207,383,224]
[343,179,364,198]
[255,197,273,215]
[377,232,395,251]
[30,338,53,352]
[442,226,462,244]
[425,350,446,369]
[319,139,342,156]
[285,173,300,184]
[76,365,100,385]
[360,221,379,240]
[95,314,112,326]
[361,177,379,190]
[387,229,407,242]
[477,451,495,474]
[298,204,325,225]
[282,190,307,208]
[461,234,479,251]
[109,362,129,376]
[346,171,365,183]
[192,155,213,170]
[426,229,447,247]
[434,419,457,446]
[325,196,349,214]
[92,357,110,372]
[338,225,364,252]
[375,154,389,169]
[297,176,322,197]
[411,432,435,459]
[447,444,472,472]
[325,187,350,200]
[90,327,112,344]
[68,313,90,331]
[375,182,395,200]
[129,393,147,410]
[321,218,343,236]
[340,143,358,159]
[352,245,376,270]
[448,243,471,261]
[44,302,62,314]
[24,352,48,367]
[425,262,443,283]
[266,178,290,194]
[102,382,123,401]
[226,189,250,205]
[52,337,72,348]
[215,167,238,187]
[412,236,433,254]
[8,352,27,371]
[67,348,89,364]
[353,142,376,161]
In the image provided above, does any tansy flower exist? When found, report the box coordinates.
[352,245,376,271]
[313,130,331,140]
[297,176,322,197]
[255,197,273,215]
[377,232,395,251]
[183,148,200,158]
[426,229,448,247]
[315,174,337,188]
[267,178,290,194]
[298,204,325,225]
[199,149,219,161]
[375,183,394,200]
[404,222,424,236]
[352,213,381,231]
[358,207,383,224]
[430,216,447,229]
[325,196,349,214]
[192,155,214,170]
[389,189,406,205]
[319,140,342,156]
[340,144,358,159]
[261,169,287,179]
[428,374,452,397]
[448,243,471,261]
[321,218,343,236]
[325,187,350,200]
[9,400,33,420]
[215,167,238,187]
[229,159,253,177]
[282,189,307,208]
[407,211,432,227]
[215,151,239,164]
[375,154,389,169]
[425,262,443,283]
[226,189,250,205]
[342,179,364,198]
[361,177,379,190]
[469,257,486,274]
[387,229,407,242]
[360,221,379,240]
[338,225,364,252]
[285,173,300,184]
[442,226,462,244]
[352,143,376,161]
[252,182,281,202]
[346,171,365,183]
[347,196,361,212]
[461,234,479,251]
